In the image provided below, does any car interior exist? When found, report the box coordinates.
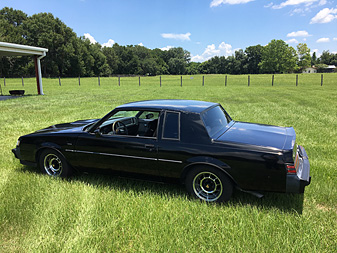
[98,110,159,138]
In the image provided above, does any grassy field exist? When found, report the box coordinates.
[0,74,336,252]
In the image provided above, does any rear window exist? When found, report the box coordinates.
[202,106,230,137]
[162,112,180,139]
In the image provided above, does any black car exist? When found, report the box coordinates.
[12,100,310,202]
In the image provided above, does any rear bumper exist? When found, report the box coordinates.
[286,145,311,193]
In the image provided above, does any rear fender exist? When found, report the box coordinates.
[180,156,236,185]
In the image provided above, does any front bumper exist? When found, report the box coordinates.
[286,145,311,193]
[12,147,37,167]
[12,147,20,159]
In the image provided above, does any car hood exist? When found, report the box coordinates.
[33,119,99,134]
[216,121,295,150]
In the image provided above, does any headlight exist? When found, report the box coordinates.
[16,139,20,146]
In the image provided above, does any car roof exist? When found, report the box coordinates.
[117,100,218,113]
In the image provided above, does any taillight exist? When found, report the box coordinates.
[286,165,296,174]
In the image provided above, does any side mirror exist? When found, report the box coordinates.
[146,113,154,119]
[93,129,101,137]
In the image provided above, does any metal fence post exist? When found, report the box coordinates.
[98,76,100,86]
[139,76,140,86]
[272,75,274,86]
[22,77,24,87]
[202,76,204,86]
[321,74,323,86]
[296,75,298,86]
[248,75,250,87]
[79,76,81,86]
[4,77,5,86]
[59,76,61,86]
[160,76,161,87]
[181,76,182,87]
[118,76,120,86]
[225,75,227,86]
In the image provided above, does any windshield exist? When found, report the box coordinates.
[202,106,231,137]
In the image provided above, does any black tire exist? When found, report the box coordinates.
[185,166,233,203]
[38,149,72,178]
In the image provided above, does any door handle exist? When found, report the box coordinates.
[145,144,155,151]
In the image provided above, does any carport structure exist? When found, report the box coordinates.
[0,42,48,95]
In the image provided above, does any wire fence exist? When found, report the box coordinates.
[0,73,336,96]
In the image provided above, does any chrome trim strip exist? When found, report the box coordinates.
[65,149,182,163]
[158,158,182,164]
[66,149,157,161]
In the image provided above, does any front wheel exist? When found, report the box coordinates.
[185,166,233,203]
[38,149,72,178]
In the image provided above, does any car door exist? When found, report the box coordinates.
[71,131,159,176]
[156,111,186,178]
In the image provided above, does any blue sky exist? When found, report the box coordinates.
[2,0,337,62]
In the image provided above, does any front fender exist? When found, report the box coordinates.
[35,142,63,162]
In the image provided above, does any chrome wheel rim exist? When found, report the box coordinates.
[193,172,223,202]
[43,154,63,176]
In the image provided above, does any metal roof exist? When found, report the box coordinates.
[117,100,218,113]
[0,42,48,57]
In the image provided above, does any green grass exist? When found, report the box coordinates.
[1,74,336,252]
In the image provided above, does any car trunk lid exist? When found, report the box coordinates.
[216,121,295,150]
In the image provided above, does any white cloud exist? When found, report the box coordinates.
[102,39,115,47]
[138,43,144,46]
[161,32,191,41]
[287,30,311,37]
[318,0,327,5]
[333,38,337,41]
[160,46,174,51]
[271,0,321,9]
[191,42,233,62]
[264,2,274,8]
[316,37,330,43]
[311,48,321,56]
[303,38,307,41]
[290,8,305,15]
[210,0,254,7]
[310,8,337,24]
[84,33,97,44]
[286,38,299,44]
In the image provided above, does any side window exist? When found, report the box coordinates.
[162,112,180,140]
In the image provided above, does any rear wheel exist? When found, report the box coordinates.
[185,166,233,203]
[38,149,72,178]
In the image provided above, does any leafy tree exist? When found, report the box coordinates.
[319,50,335,65]
[245,45,263,74]
[0,7,30,77]
[259,40,298,73]
[140,58,158,75]
[102,46,118,74]
[311,52,317,66]
[167,47,189,62]
[168,58,186,75]
[235,49,248,74]
[226,55,241,74]
[89,43,110,76]
[23,12,80,76]
[297,43,311,69]
[186,62,200,75]
[0,7,27,44]
[315,64,328,73]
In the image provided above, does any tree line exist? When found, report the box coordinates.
[1,7,336,78]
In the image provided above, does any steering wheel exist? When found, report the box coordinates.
[112,120,128,135]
